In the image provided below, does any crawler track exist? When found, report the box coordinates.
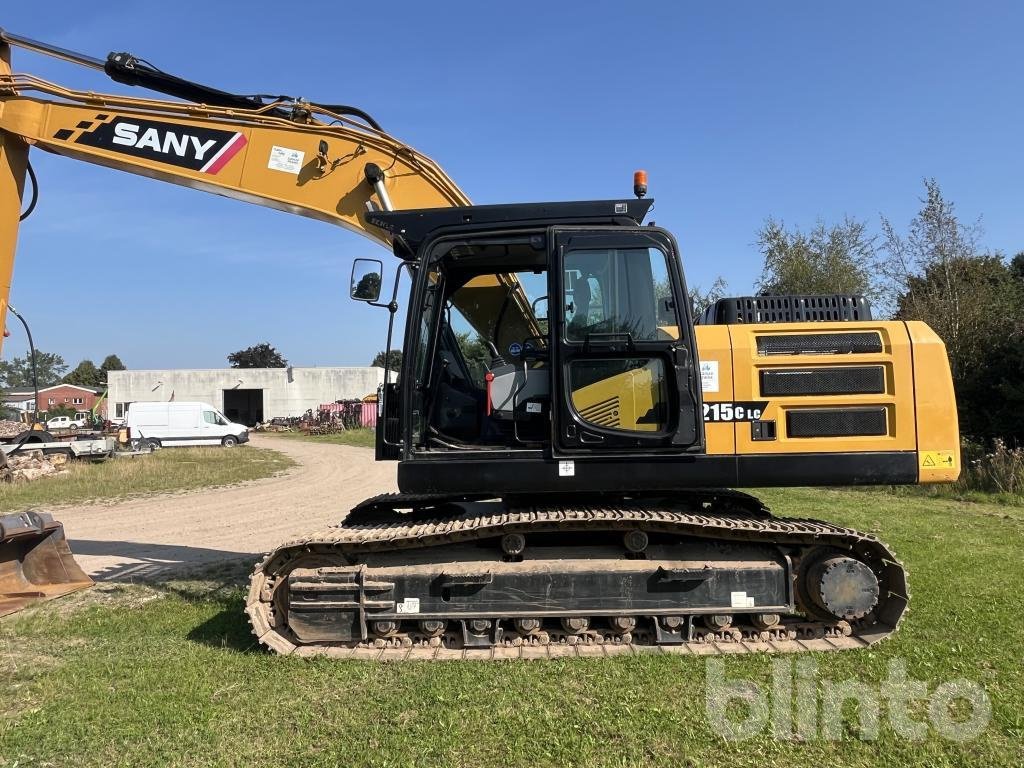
[246,492,908,659]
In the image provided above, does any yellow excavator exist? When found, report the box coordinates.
[0,29,959,656]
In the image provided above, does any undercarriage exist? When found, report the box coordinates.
[246,491,907,659]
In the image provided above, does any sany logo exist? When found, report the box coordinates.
[112,123,218,161]
[63,116,248,174]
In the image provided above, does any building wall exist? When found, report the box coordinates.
[107,367,387,420]
[34,385,104,414]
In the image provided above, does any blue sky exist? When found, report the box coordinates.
[3,2,1022,369]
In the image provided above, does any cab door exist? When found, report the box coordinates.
[552,227,704,454]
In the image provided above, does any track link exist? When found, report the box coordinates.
[246,493,907,659]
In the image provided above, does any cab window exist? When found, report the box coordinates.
[564,247,678,342]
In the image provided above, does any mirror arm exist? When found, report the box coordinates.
[366,262,403,310]
[374,263,411,451]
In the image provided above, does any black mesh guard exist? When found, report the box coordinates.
[756,332,883,356]
[760,366,886,396]
[786,407,888,438]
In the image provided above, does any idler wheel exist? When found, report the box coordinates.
[806,555,879,620]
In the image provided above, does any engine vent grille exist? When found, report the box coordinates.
[700,294,872,324]
[787,407,888,438]
[579,396,620,428]
[757,332,883,356]
[761,366,886,397]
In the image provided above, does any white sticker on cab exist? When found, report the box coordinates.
[558,460,575,477]
[700,360,719,393]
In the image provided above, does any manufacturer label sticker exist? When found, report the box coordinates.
[730,591,756,608]
[526,402,542,413]
[558,460,575,477]
[396,598,420,614]
[268,145,305,174]
[699,360,719,393]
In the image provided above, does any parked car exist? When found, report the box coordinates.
[126,401,249,450]
[46,414,87,430]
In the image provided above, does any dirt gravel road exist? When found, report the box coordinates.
[50,435,397,582]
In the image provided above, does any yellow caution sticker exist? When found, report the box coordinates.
[920,450,956,469]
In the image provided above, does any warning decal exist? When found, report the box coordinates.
[920,450,955,469]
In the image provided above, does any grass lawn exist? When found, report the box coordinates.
[0,446,295,513]
[268,427,376,449]
[2,488,1022,767]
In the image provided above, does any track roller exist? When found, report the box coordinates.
[419,619,446,637]
[750,613,780,631]
[703,614,732,631]
[561,617,589,634]
[514,618,541,634]
[607,616,636,634]
[373,620,398,637]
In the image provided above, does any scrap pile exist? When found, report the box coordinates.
[254,417,300,433]
[0,420,24,439]
[1,449,69,482]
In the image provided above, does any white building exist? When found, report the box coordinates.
[107,367,386,425]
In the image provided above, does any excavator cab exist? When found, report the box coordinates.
[362,201,705,483]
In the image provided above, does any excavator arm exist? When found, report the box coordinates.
[0,29,474,616]
[0,28,470,340]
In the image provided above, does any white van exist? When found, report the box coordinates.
[126,401,249,450]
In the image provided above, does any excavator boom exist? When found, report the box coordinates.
[0,29,470,616]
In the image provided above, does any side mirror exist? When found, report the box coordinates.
[350,258,384,302]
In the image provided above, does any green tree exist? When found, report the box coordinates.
[64,359,104,388]
[0,349,67,389]
[227,343,287,368]
[456,332,491,386]
[881,180,1024,441]
[100,354,126,380]
[372,350,403,370]
[689,276,729,317]
[880,180,1015,379]
[755,217,879,300]
[354,271,382,301]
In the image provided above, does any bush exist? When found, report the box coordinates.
[900,438,1024,505]
[957,438,1024,495]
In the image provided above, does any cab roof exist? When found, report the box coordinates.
[366,199,654,259]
